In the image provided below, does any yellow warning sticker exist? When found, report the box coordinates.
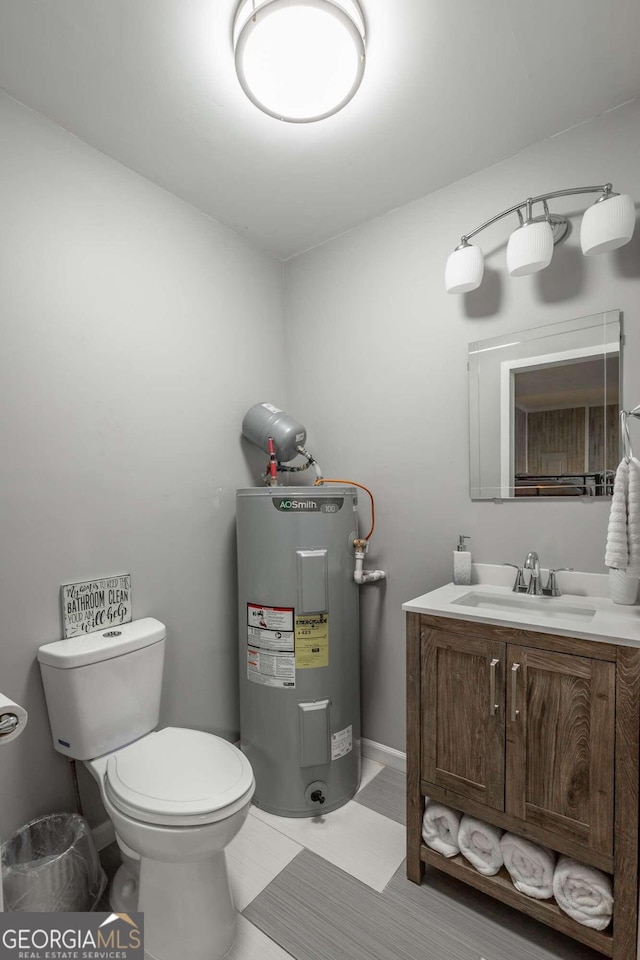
[295,613,329,669]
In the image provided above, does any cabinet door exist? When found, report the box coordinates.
[506,645,615,856]
[421,628,506,810]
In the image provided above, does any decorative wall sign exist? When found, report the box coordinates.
[61,575,132,638]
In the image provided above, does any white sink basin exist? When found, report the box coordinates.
[452,591,597,622]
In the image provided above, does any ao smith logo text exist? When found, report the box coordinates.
[272,497,344,513]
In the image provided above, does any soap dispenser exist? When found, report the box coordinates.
[453,535,472,585]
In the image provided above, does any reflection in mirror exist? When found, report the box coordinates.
[469,310,620,499]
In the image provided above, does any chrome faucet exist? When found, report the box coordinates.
[505,556,574,596]
[524,551,542,595]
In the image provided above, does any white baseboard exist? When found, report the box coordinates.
[361,737,406,773]
[93,819,116,852]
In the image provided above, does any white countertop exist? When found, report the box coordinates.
[403,564,640,647]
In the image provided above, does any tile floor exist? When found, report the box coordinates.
[99,758,601,960]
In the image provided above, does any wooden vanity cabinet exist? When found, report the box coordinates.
[407,612,640,959]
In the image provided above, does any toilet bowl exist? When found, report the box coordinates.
[87,727,254,960]
[37,619,255,960]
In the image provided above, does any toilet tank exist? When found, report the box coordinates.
[37,618,166,760]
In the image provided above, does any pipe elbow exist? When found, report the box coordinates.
[354,568,386,584]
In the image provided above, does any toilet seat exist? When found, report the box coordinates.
[105,727,255,826]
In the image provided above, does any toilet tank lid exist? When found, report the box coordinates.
[37,617,166,668]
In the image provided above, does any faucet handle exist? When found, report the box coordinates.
[503,562,527,594]
[544,568,574,597]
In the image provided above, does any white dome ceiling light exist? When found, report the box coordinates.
[233,0,366,123]
[445,184,636,294]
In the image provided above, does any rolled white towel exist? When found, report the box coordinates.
[422,801,461,858]
[552,856,613,931]
[458,815,503,876]
[500,833,556,899]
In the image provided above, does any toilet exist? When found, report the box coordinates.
[37,618,254,960]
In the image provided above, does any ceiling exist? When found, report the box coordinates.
[515,356,619,411]
[1,0,640,259]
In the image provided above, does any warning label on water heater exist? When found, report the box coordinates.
[331,724,353,760]
[247,603,295,688]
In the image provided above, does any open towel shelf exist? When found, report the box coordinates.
[420,844,614,957]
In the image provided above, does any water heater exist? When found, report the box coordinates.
[236,485,360,816]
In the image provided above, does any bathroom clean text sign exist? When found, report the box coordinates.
[61,575,132,638]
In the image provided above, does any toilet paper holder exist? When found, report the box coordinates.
[0,713,19,735]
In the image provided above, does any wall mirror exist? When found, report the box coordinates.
[469,310,620,499]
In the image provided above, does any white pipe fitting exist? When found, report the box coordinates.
[353,542,386,585]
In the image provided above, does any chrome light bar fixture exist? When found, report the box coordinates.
[445,184,636,294]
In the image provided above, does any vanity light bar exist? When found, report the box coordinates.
[445,183,636,294]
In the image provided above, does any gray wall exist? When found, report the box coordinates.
[283,99,640,753]
[0,93,285,838]
[3,87,640,838]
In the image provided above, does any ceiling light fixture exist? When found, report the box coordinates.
[445,184,636,294]
[233,0,366,123]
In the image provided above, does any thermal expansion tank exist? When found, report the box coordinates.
[237,485,360,816]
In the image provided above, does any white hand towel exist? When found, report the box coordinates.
[628,458,640,575]
[605,459,630,570]
[605,458,640,576]
[500,833,556,899]
[552,856,613,930]
[458,815,503,876]
[421,802,461,858]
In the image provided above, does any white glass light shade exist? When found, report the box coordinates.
[445,244,484,294]
[234,0,366,123]
[580,193,636,255]
[506,220,554,276]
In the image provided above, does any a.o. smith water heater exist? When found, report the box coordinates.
[236,485,361,816]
